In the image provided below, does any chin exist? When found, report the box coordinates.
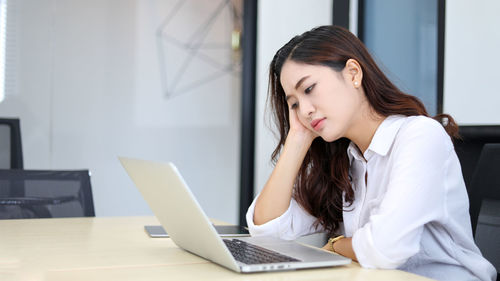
[321,135,340,143]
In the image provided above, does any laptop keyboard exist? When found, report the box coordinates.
[223,238,301,265]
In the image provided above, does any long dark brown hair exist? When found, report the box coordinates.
[268,25,458,236]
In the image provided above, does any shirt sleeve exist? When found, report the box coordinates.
[352,118,452,269]
[245,194,321,240]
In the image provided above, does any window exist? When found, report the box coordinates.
[359,0,443,115]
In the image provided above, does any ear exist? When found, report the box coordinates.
[344,59,363,88]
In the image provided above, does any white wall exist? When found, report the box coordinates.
[444,0,500,125]
[254,0,332,196]
[0,0,241,224]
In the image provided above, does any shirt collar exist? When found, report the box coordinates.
[347,115,407,162]
[347,142,364,163]
[365,115,407,157]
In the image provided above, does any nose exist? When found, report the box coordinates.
[298,97,315,120]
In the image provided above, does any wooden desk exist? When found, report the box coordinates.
[0,216,433,281]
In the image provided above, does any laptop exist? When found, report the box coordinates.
[119,157,351,273]
[144,224,250,238]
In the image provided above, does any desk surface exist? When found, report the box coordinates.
[0,216,433,281]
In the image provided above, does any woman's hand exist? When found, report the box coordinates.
[288,108,316,147]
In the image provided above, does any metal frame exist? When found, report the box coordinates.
[239,0,257,226]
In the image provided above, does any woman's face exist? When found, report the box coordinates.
[279,59,364,142]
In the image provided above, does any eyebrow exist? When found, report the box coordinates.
[285,75,310,101]
[295,76,310,90]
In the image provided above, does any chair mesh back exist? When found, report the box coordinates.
[0,118,23,169]
[471,144,500,277]
[0,170,95,219]
[467,143,500,234]
[0,125,10,169]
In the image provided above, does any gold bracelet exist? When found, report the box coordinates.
[328,235,345,252]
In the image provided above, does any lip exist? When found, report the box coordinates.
[310,118,326,131]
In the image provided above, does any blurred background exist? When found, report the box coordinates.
[0,0,499,227]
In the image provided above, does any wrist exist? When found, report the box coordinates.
[328,235,345,253]
[287,130,314,147]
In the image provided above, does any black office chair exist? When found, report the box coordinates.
[455,126,500,228]
[468,144,500,279]
[455,126,500,190]
[0,169,95,219]
[0,118,23,169]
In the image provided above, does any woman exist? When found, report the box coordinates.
[246,25,496,281]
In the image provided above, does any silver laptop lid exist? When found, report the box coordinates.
[119,157,240,272]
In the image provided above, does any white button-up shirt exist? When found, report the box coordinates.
[247,115,496,281]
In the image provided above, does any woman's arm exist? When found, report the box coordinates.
[253,132,313,225]
[253,109,315,225]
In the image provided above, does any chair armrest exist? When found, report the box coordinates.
[0,196,77,206]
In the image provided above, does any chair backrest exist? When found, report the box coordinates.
[0,169,95,219]
[0,118,23,169]
[455,126,500,189]
[468,143,500,235]
[469,144,500,280]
